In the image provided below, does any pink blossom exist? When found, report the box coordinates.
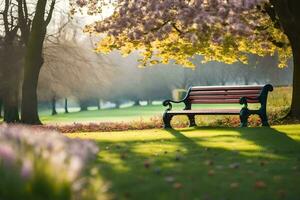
[21,159,33,179]
[76,0,87,7]
[0,145,16,166]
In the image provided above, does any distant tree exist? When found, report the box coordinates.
[96,98,101,110]
[0,0,24,123]
[79,100,89,111]
[0,0,57,124]
[51,96,57,115]
[64,98,69,113]
[39,16,114,113]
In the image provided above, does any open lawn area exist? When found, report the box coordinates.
[40,104,243,125]
[68,125,300,200]
[40,105,167,124]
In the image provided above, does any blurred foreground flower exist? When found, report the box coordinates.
[0,124,99,199]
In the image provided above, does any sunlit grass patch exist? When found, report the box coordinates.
[68,124,300,200]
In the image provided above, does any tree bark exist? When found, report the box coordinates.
[51,97,57,115]
[21,0,55,125]
[290,41,300,117]
[272,0,300,119]
[22,63,42,124]
[64,98,69,113]
[3,88,20,123]
[4,105,19,123]
[2,72,21,123]
[1,45,23,123]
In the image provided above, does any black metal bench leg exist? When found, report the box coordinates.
[259,112,270,127]
[188,115,196,127]
[163,113,172,129]
[240,108,249,127]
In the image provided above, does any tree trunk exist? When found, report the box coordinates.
[134,100,140,106]
[21,0,54,125]
[2,51,22,123]
[0,99,2,118]
[3,88,20,123]
[97,99,101,110]
[65,98,69,113]
[290,41,300,118]
[4,105,19,123]
[80,101,88,111]
[21,63,42,124]
[272,0,300,119]
[115,101,121,109]
[51,97,57,115]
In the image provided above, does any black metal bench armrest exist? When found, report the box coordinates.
[239,96,259,107]
[239,84,273,108]
[163,100,185,111]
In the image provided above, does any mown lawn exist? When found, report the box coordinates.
[41,104,243,124]
[68,125,300,200]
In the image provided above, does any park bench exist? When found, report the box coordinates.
[162,84,273,128]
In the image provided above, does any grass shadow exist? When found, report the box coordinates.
[81,127,300,200]
[236,127,300,158]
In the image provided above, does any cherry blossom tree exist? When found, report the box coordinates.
[73,0,300,119]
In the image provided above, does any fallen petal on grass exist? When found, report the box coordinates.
[255,181,267,189]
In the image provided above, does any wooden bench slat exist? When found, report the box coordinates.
[190,99,259,104]
[190,99,239,104]
[188,95,258,100]
[189,90,261,96]
[191,85,264,91]
[167,109,241,114]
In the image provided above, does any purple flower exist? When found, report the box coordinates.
[21,159,33,179]
[0,145,17,166]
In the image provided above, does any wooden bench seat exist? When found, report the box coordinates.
[167,109,241,115]
[162,84,273,128]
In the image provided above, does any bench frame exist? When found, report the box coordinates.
[162,84,273,128]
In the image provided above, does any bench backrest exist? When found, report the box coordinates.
[187,85,264,104]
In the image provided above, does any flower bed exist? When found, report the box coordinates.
[0,124,99,199]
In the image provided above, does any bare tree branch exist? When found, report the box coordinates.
[45,0,56,26]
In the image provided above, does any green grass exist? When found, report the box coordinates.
[40,105,164,124]
[41,104,243,124]
[68,125,300,200]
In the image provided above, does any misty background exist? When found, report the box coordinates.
[0,3,293,115]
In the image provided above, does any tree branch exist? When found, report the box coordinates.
[45,0,56,26]
[17,0,30,45]
[3,0,10,35]
[171,23,184,35]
